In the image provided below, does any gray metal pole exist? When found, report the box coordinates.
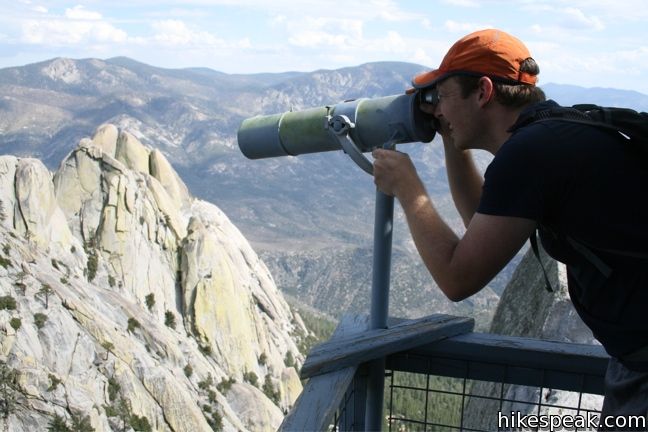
[364,188,394,431]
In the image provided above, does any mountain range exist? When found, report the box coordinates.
[2,57,647,326]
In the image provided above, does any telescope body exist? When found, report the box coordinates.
[238,93,435,159]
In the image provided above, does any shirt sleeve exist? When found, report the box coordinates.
[476,125,553,221]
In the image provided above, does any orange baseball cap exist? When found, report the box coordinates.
[412,29,537,89]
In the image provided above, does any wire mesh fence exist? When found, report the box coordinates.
[332,373,363,431]
[385,368,602,432]
[330,354,605,432]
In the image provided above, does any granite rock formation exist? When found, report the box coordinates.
[0,124,306,431]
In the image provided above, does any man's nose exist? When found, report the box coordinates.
[432,102,443,118]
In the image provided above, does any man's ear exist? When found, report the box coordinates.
[477,76,495,107]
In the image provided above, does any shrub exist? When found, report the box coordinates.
[48,374,62,391]
[207,389,217,403]
[9,317,21,330]
[262,374,280,405]
[0,361,22,419]
[164,311,176,329]
[108,275,115,287]
[107,376,121,402]
[129,414,152,432]
[216,377,235,395]
[284,351,295,368]
[198,374,213,390]
[86,252,98,282]
[183,364,193,377]
[104,396,131,431]
[207,411,223,431]
[0,255,11,269]
[101,341,114,352]
[243,371,258,387]
[127,317,141,333]
[34,312,48,329]
[47,414,71,431]
[70,413,95,432]
[144,293,155,311]
[0,295,16,310]
[258,352,267,366]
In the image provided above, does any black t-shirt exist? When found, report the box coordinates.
[477,100,648,359]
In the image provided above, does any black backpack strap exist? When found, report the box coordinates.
[531,229,615,290]
[509,105,592,132]
[530,230,554,292]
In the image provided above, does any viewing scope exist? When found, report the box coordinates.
[237,92,436,174]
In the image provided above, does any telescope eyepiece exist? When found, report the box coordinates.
[420,87,439,106]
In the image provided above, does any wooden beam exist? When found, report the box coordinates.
[412,332,608,375]
[301,314,474,379]
[387,332,609,395]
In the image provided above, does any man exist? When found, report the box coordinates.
[372,29,648,426]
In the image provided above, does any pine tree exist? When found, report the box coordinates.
[37,284,54,309]
[0,361,22,420]
[47,414,71,432]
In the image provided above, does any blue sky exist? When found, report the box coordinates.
[1,0,648,94]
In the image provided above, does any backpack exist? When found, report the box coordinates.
[511,103,648,292]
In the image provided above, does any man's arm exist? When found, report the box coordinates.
[443,137,484,228]
[373,149,535,301]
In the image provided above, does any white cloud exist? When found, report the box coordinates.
[370,0,425,22]
[283,17,364,49]
[21,19,128,45]
[441,0,481,7]
[411,47,434,66]
[288,31,350,48]
[541,0,648,21]
[270,14,287,27]
[152,20,215,45]
[559,7,604,31]
[18,5,128,46]
[151,20,251,50]
[528,35,648,90]
[65,5,103,21]
[444,20,493,33]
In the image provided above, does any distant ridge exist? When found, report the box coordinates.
[542,82,648,111]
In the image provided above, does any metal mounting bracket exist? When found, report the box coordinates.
[326,114,374,175]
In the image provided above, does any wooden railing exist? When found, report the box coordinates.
[280,313,608,431]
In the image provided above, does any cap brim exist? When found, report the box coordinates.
[412,69,449,89]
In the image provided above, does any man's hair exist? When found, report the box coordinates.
[453,58,546,108]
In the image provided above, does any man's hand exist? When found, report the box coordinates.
[372,148,424,200]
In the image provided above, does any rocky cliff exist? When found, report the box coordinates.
[0,124,306,431]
